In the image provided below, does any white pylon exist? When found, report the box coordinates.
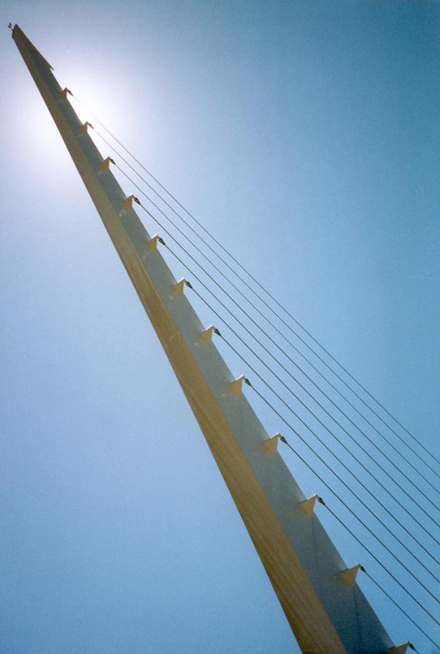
[13,24,398,654]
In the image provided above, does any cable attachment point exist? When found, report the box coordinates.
[123,194,140,209]
[100,157,115,171]
[408,644,416,652]
[80,121,93,133]
[173,279,187,296]
[229,375,245,395]
[200,326,215,343]
[263,433,281,454]
[146,235,161,251]
[317,496,325,506]
[279,435,288,445]
[359,565,366,573]
[386,643,412,654]
[297,494,318,517]
[185,281,193,290]
[338,564,361,587]
[244,377,251,387]
[60,88,72,100]
[200,325,220,343]
[158,237,165,245]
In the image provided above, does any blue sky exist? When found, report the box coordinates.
[1,1,439,653]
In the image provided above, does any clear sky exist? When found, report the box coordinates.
[1,1,439,653]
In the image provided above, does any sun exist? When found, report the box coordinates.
[17,75,132,188]
[60,71,133,162]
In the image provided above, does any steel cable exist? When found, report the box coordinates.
[140,235,440,600]
[111,164,440,549]
[69,90,440,479]
[89,123,440,492]
[105,148,440,511]
[313,500,439,650]
[92,130,440,504]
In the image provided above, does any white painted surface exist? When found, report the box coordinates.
[13,24,395,654]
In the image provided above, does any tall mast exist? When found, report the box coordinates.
[12,24,403,654]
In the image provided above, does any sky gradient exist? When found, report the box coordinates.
[1,2,439,653]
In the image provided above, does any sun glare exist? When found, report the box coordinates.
[21,92,70,171]
[65,70,132,151]
[19,73,133,185]
[15,31,133,174]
